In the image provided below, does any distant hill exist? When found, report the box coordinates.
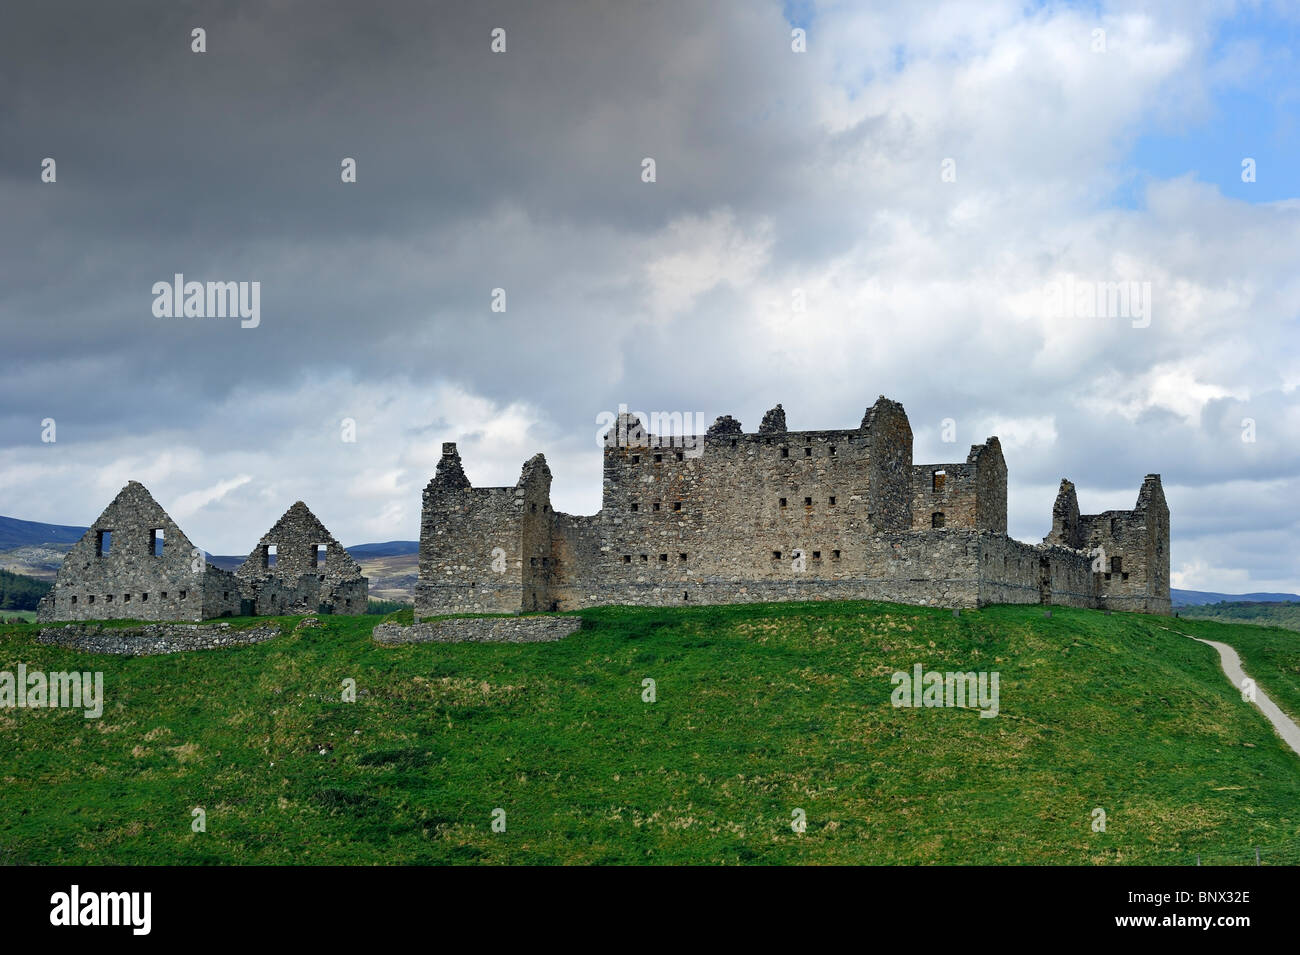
[346,540,419,558]
[0,515,86,551]
[1180,600,1300,632]
[1172,588,1300,607]
[0,567,51,611]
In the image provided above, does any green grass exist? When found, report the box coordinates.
[1169,616,1300,729]
[1,601,1298,865]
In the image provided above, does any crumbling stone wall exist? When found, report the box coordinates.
[38,481,241,623]
[911,438,1006,533]
[37,621,280,655]
[414,444,542,617]
[372,615,581,645]
[1044,474,1170,614]
[414,396,1170,617]
[235,501,367,615]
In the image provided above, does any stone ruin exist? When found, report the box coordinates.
[235,501,368,616]
[37,483,367,623]
[415,396,1171,618]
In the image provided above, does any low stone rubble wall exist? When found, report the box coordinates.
[36,622,282,655]
[372,615,583,645]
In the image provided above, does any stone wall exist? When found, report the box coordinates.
[372,615,582,644]
[36,621,281,655]
[1044,474,1171,614]
[235,500,368,615]
[414,397,1171,617]
[39,481,242,623]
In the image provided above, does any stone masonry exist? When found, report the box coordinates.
[37,481,243,622]
[415,396,1171,617]
[38,483,368,623]
[235,501,368,615]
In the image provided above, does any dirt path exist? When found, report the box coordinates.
[1162,626,1300,758]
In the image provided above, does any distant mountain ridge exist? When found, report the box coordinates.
[1171,588,1300,607]
[0,515,86,551]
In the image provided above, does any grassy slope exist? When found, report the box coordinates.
[1170,616,1300,730]
[1,602,1298,866]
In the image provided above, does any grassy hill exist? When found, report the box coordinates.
[1,601,1298,865]
[1181,600,1300,633]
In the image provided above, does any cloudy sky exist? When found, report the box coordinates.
[2,0,1298,591]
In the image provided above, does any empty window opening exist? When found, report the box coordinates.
[804,447,812,457]
[1111,556,1122,574]
[675,452,684,462]
[1110,517,1118,535]
[832,550,841,559]
[804,496,813,506]
[263,544,277,568]
[141,593,148,601]
[678,553,687,562]
[623,555,631,563]
[530,557,537,566]
[683,591,689,601]
[345,599,351,608]
[932,470,946,492]
[829,445,837,456]
[829,496,837,506]
[87,595,94,604]
[659,554,668,562]
[179,590,187,600]
[772,550,782,559]
[781,447,789,458]
[318,574,325,582]
[730,439,738,447]
[640,554,648,562]
[631,455,640,464]
[652,502,660,511]
[531,503,537,512]
[630,503,639,512]
[124,593,131,602]
[931,512,945,528]
[1121,572,1129,581]
[160,592,167,599]
[673,501,682,511]
[97,530,112,557]
[654,453,663,463]
[314,543,327,567]
[812,551,821,559]
[71,595,77,604]
[543,505,550,512]
[106,594,113,602]
[222,592,228,600]
[779,498,788,508]
[151,528,164,557]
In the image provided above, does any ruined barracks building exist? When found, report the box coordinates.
[37,482,367,622]
[416,397,1170,618]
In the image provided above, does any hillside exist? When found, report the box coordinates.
[1,601,1298,865]
[1181,601,1300,633]
[0,568,51,611]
